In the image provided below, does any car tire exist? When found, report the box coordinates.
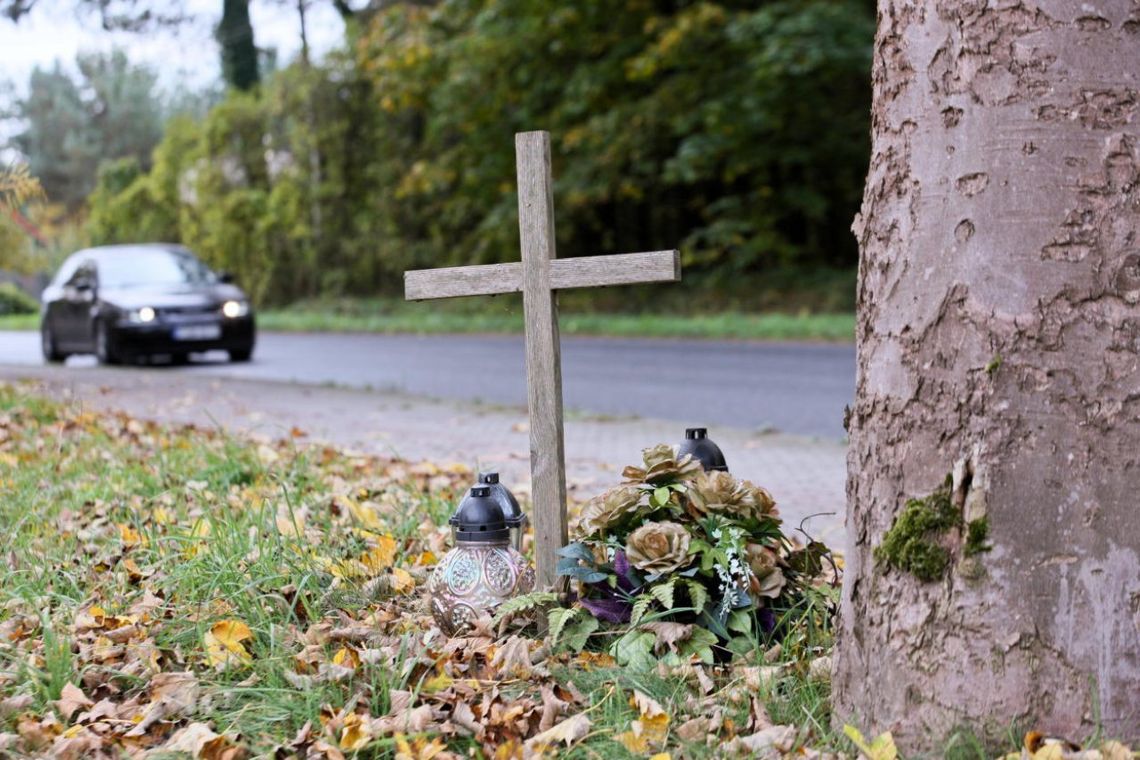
[41,324,67,363]
[94,320,122,365]
[228,347,253,363]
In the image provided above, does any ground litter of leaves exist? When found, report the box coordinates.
[0,382,842,759]
[0,382,1134,760]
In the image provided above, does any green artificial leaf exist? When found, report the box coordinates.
[557,542,596,563]
[630,594,655,626]
[648,578,677,611]
[560,566,609,583]
[492,592,560,624]
[547,606,584,648]
[652,486,671,508]
[728,609,753,635]
[681,579,709,612]
[726,635,755,657]
[560,615,600,653]
[610,630,657,671]
[677,627,719,665]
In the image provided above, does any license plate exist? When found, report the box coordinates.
[173,324,221,341]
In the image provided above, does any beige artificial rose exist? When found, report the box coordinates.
[746,543,786,599]
[622,443,703,485]
[689,471,779,520]
[576,485,644,537]
[625,521,693,574]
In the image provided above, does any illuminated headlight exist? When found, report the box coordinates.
[222,300,250,318]
[127,307,156,324]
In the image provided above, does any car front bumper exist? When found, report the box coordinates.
[111,316,256,355]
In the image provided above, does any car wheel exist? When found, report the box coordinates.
[228,347,253,363]
[94,320,121,365]
[41,324,67,363]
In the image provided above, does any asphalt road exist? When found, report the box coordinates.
[0,331,854,438]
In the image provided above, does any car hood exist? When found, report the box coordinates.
[100,284,248,310]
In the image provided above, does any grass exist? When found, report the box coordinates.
[0,383,848,757]
[258,298,855,342]
[0,306,854,342]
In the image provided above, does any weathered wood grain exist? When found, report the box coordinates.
[549,251,680,290]
[404,251,678,300]
[516,131,568,591]
[405,262,522,300]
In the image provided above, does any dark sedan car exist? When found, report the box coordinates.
[40,244,256,365]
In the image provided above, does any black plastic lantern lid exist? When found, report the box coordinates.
[677,427,729,472]
[451,485,510,542]
[478,471,526,528]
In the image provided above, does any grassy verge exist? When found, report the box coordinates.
[0,314,37,330]
[260,297,855,342]
[0,307,853,341]
[0,383,852,757]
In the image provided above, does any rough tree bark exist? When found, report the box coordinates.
[835,0,1140,749]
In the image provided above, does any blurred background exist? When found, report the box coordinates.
[0,0,873,337]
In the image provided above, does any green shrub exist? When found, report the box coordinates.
[0,282,40,315]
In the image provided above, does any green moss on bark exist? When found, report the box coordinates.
[964,518,990,556]
[874,476,960,582]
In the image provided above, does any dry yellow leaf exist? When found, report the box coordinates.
[205,619,254,669]
[649,754,672,760]
[339,712,372,751]
[118,523,144,547]
[332,647,360,669]
[390,567,416,594]
[421,671,454,694]
[360,535,399,573]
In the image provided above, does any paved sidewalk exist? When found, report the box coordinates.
[0,365,847,545]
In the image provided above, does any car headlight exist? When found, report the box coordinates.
[222,300,250,318]
[127,307,156,324]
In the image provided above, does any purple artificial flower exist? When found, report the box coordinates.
[612,549,636,593]
[580,595,632,624]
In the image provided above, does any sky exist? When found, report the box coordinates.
[0,0,345,97]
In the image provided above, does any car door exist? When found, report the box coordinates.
[57,261,97,349]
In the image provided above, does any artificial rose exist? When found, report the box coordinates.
[625,521,692,574]
[750,566,786,599]
[622,444,703,485]
[689,470,778,520]
[576,485,643,537]
[745,543,779,576]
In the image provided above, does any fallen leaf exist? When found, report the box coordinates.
[722,725,798,755]
[844,725,897,760]
[205,619,254,669]
[161,722,220,755]
[339,712,372,751]
[55,683,93,721]
[490,636,533,678]
[525,712,591,750]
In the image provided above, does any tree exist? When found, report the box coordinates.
[12,51,164,209]
[834,0,1140,750]
[218,0,260,91]
[1,0,185,30]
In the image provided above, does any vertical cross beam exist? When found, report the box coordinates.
[515,131,567,590]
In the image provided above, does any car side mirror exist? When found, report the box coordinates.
[218,271,235,284]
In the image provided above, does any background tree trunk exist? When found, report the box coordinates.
[835,0,1140,749]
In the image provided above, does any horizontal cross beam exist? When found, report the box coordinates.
[404,250,680,301]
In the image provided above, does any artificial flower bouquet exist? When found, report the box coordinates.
[557,444,833,664]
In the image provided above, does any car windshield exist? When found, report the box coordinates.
[99,250,217,289]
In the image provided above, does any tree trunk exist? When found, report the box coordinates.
[835,0,1140,750]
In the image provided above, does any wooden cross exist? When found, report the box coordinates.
[404,131,681,587]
